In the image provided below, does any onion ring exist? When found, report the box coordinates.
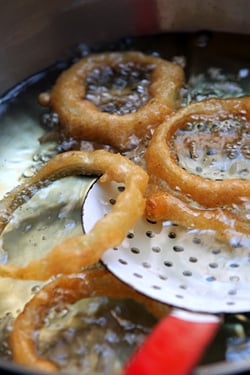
[146,97,250,207]
[10,267,169,372]
[46,51,184,150]
[145,190,249,241]
[0,150,148,280]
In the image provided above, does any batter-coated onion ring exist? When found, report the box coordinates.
[145,191,250,241]
[47,52,184,150]
[0,150,148,280]
[146,97,250,207]
[10,268,169,372]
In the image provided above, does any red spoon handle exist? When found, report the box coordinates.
[123,309,220,375]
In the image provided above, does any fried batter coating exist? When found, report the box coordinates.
[10,268,169,372]
[146,97,250,207]
[0,150,148,280]
[45,52,184,150]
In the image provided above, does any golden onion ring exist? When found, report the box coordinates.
[146,97,250,207]
[145,190,249,241]
[10,268,169,372]
[46,51,184,150]
[0,150,148,280]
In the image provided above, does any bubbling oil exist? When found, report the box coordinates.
[38,297,156,374]
[85,62,153,115]
[173,116,250,181]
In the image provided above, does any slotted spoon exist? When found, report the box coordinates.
[82,179,250,375]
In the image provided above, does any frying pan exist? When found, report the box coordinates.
[1,1,250,374]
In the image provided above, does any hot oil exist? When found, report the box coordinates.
[37,297,157,374]
[173,116,250,181]
[0,32,250,373]
[85,62,153,115]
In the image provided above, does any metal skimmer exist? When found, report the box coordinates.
[83,180,250,314]
[82,179,250,375]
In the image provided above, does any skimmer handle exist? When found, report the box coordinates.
[123,309,220,375]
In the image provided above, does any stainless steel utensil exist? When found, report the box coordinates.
[82,180,250,375]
